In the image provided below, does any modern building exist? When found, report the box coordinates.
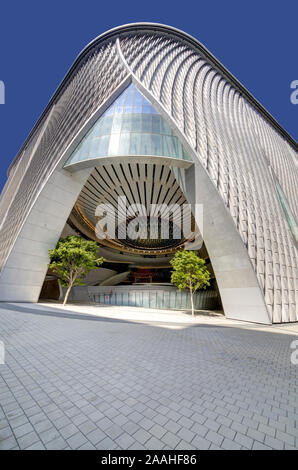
[0,23,297,324]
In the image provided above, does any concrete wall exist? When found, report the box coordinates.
[184,163,271,324]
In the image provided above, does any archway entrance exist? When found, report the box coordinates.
[40,158,221,312]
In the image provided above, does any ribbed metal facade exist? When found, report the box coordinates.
[0,40,128,272]
[0,24,297,322]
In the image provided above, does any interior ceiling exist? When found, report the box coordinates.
[70,161,195,256]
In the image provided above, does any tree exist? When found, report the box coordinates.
[170,250,211,316]
[48,236,103,306]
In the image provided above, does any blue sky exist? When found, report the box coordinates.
[0,0,297,191]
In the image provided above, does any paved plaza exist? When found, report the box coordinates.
[0,302,297,450]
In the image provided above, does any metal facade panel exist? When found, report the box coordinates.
[119,32,297,323]
[0,40,128,272]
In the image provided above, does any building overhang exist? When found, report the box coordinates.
[64,155,193,173]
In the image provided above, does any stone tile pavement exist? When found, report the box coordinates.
[0,302,297,450]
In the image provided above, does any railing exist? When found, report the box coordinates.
[87,285,219,310]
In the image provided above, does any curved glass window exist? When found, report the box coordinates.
[65,83,191,166]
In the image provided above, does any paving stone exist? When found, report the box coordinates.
[190,422,208,437]
[268,419,286,432]
[52,415,72,429]
[253,414,269,425]
[191,436,211,450]
[78,420,97,435]
[246,427,265,443]
[175,440,196,450]
[86,428,107,445]
[221,438,242,450]
[286,426,298,438]
[96,417,114,431]
[218,425,236,441]
[88,410,104,423]
[0,419,9,430]
[167,410,181,422]
[133,428,151,445]
[0,436,19,450]
[205,430,224,447]
[105,408,119,420]
[14,422,34,438]
[234,432,253,449]
[145,436,165,450]
[210,444,222,450]
[264,435,285,450]
[128,441,146,450]
[67,432,88,449]
[128,411,143,424]
[0,303,297,452]
[161,431,181,449]
[163,419,181,434]
[71,414,88,426]
[0,426,13,440]
[179,407,193,418]
[141,408,157,420]
[78,441,96,450]
[112,414,129,427]
[45,437,68,450]
[9,414,29,429]
[39,427,61,444]
[149,423,167,439]
[26,440,46,450]
[29,412,48,426]
[139,417,155,431]
[177,427,195,443]
[284,444,297,450]
[177,416,193,429]
[275,431,295,446]
[258,423,276,437]
[252,441,272,450]
[231,421,248,434]
[203,409,218,421]
[205,418,220,433]
[59,423,78,439]
[26,406,43,418]
[152,414,168,426]
[192,412,207,425]
[105,424,123,440]
[114,432,135,449]
[121,421,140,435]
[18,431,40,449]
[95,437,118,450]
[34,420,53,434]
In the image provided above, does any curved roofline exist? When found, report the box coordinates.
[8,22,297,175]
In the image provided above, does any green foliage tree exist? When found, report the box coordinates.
[48,236,103,306]
[170,250,211,316]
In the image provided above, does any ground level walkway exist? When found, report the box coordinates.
[0,302,297,450]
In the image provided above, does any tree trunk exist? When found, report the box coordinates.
[190,288,194,317]
[63,283,73,306]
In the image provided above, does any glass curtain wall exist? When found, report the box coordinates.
[65,83,191,165]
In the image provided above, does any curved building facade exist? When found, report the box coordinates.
[0,23,297,323]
